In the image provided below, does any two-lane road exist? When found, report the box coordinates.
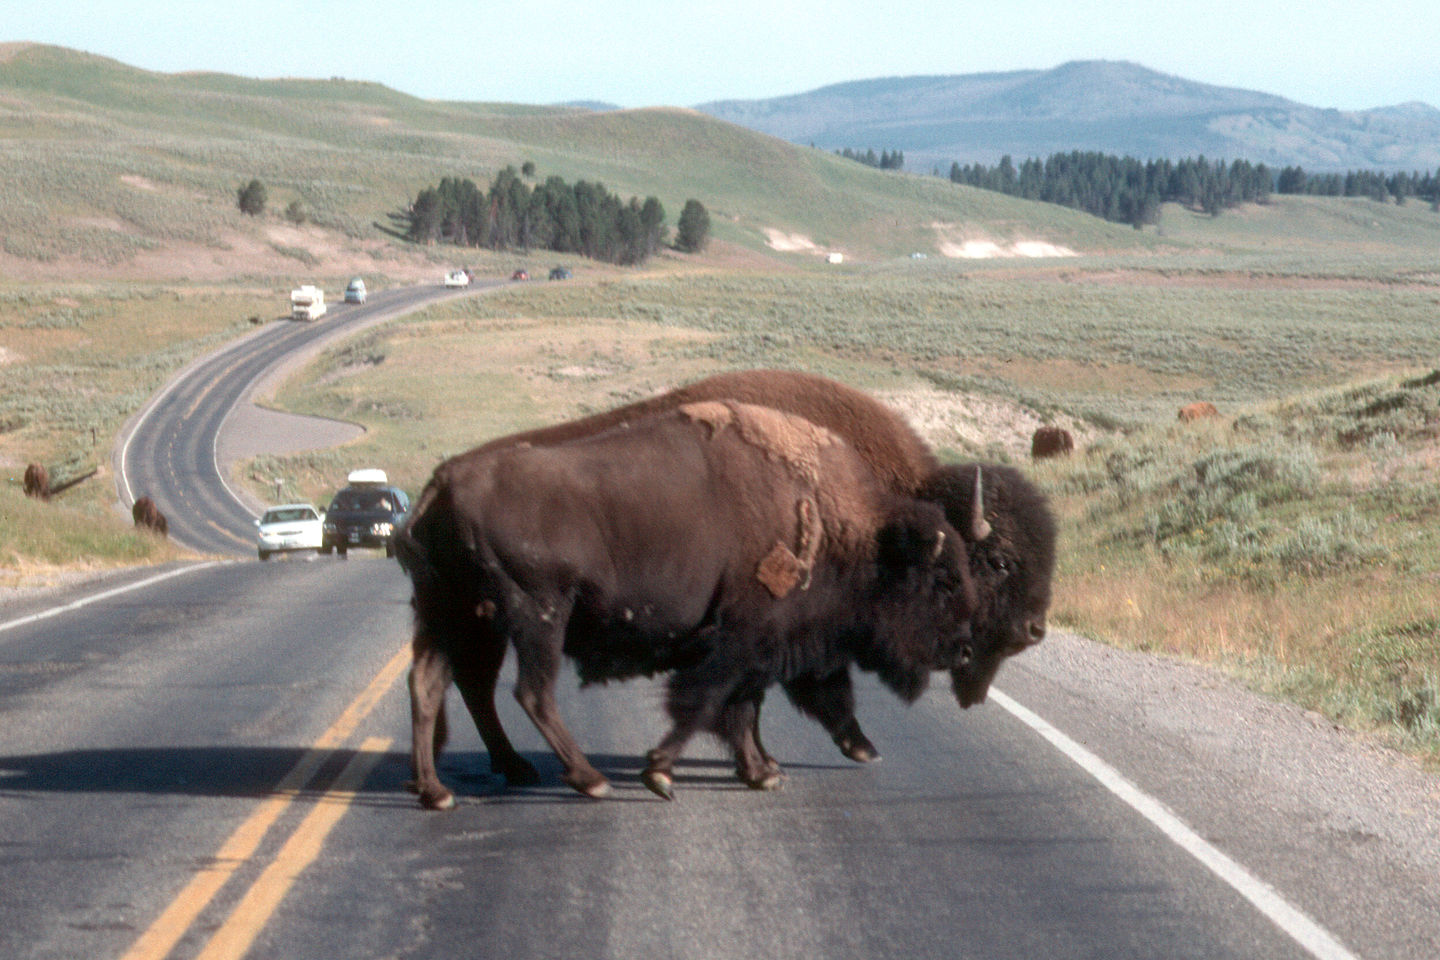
[116,283,483,555]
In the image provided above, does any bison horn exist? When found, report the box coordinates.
[970,467,992,541]
[932,528,946,560]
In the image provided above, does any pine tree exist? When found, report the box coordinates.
[675,199,711,253]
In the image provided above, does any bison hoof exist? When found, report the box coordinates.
[419,788,456,811]
[641,769,675,801]
[838,740,880,763]
[565,773,612,799]
[745,771,783,791]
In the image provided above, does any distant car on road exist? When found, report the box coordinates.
[548,266,572,280]
[443,270,471,288]
[344,277,367,303]
[511,269,530,281]
[321,469,410,557]
[255,503,324,560]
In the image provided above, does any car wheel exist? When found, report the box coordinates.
[385,542,395,558]
[320,545,333,555]
[258,549,271,561]
[337,546,347,558]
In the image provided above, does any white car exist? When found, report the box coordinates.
[443,270,471,288]
[255,503,325,560]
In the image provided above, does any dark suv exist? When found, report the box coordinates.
[321,470,410,557]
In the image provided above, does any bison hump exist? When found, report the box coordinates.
[680,400,837,488]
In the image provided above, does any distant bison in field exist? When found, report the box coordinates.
[132,496,168,537]
[1178,402,1220,422]
[23,463,49,500]
[396,369,1057,809]
[1031,426,1074,459]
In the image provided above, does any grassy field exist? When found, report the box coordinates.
[2,43,1438,762]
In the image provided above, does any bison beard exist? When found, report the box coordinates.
[400,402,976,807]
[398,369,1057,805]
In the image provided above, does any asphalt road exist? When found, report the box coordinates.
[115,283,482,556]
[4,558,1436,960]
[2,281,1437,959]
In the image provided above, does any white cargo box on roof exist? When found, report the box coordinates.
[346,468,388,486]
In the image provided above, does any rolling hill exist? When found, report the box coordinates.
[0,43,1150,281]
[696,61,1440,174]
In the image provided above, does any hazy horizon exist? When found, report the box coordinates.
[6,0,1438,113]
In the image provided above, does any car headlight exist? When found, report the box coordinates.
[323,522,337,533]
[374,522,394,536]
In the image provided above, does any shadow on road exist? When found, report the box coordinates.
[0,747,859,802]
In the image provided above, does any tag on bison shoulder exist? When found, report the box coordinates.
[756,542,805,598]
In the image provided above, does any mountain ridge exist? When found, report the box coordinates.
[696,61,1440,172]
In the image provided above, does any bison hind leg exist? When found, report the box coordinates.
[714,699,782,790]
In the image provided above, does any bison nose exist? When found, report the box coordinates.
[1026,620,1047,645]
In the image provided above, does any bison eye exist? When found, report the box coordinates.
[987,555,1010,575]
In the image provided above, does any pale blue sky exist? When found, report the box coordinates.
[9,0,1438,111]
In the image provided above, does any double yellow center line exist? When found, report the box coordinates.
[121,644,411,960]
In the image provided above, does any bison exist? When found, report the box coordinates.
[1031,426,1074,459]
[399,401,978,807]
[23,463,49,500]
[132,496,168,537]
[1178,401,1219,422]
[399,371,1056,802]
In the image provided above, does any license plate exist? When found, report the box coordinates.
[348,532,361,543]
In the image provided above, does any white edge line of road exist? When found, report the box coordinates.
[989,687,1360,960]
[117,322,282,509]
[0,562,223,637]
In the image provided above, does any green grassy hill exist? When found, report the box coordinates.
[0,43,1152,277]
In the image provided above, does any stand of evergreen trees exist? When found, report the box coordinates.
[947,153,1273,227]
[836,147,905,170]
[407,167,668,265]
[1275,166,1440,208]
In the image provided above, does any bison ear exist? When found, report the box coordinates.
[875,504,949,572]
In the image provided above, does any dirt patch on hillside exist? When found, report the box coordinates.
[879,384,1096,458]
[763,229,821,253]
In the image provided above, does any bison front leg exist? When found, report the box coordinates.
[782,669,880,763]
[409,642,457,810]
[510,613,610,799]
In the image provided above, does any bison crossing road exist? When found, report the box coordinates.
[396,370,1055,808]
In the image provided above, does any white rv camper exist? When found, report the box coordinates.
[290,285,327,321]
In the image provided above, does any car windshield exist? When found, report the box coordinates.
[331,489,394,512]
[262,507,316,524]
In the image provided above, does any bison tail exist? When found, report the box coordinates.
[392,480,443,583]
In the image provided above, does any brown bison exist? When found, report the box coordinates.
[1178,401,1219,421]
[1031,426,1074,459]
[23,463,49,500]
[398,401,978,807]
[132,496,168,537]
[398,369,1057,807]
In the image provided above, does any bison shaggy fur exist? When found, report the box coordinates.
[132,496,168,537]
[399,402,976,806]
[23,463,49,500]
[1031,426,1074,459]
[398,369,1057,806]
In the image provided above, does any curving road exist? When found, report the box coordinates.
[115,283,488,556]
